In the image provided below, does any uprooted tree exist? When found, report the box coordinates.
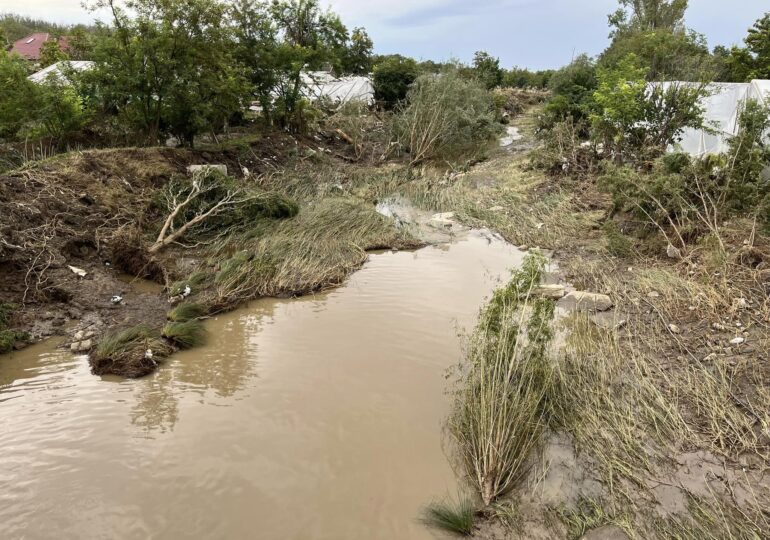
[149,171,258,253]
[149,170,300,254]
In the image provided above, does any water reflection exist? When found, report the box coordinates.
[0,231,524,540]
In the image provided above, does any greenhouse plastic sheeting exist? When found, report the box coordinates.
[301,72,375,105]
[28,61,95,84]
[650,80,769,156]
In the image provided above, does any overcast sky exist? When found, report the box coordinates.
[0,0,766,69]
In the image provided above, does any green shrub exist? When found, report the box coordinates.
[161,320,206,349]
[600,99,770,237]
[591,53,707,164]
[373,55,418,109]
[539,54,597,129]
[421,497,476,536]
[603,221,634,257]
[394,70,501,166]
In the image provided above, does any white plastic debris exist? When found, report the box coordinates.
[145,349,153,360]
[182,285,192,298]
[111,295,123,305]
[68,265,87,278]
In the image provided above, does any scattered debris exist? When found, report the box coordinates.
[68,265,87,278]
[668,323,682,334]
[111,295,123,305]
[187,164,228,176]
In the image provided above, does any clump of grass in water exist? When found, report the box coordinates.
[449,252,556,506]
[421,496,476,536]
[167,302,207,322]
[90,325,173,378]
[161,320,206,349]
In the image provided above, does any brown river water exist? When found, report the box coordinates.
[0,230,524,540]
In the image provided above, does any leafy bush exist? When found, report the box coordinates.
[591,53,707,164]
[539,54,598,129]
[394,70,501,166]
[372,55,418,109]
[27,75,92,144]
[0,51,38,140]
[600,100,770,243]
[530,117,600,177]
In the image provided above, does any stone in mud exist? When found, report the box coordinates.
[533,284,566,299]
[666,244,683,260]
[429,212,455,229]
[70,339,93,353]
[187,164,227,176]
[580,525,630,540]
[562,291,613,312]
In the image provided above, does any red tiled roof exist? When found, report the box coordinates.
[9,33,71,61]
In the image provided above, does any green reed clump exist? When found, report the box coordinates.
[449,252,556,506]
[421,497,476,536]
[161,320,206,349]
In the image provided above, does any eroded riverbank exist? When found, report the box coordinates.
[0,230,524,539]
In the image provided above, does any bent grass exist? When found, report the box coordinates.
[449,253,556,506]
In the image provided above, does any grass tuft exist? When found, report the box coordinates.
[421,497,476,536]
[167,302,207,322]
[90,325,173,378]
[161,320,206,349]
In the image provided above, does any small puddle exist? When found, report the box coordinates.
[499,126,523,147]
[0,231,524,539]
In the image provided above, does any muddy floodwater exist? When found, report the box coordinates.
[0,231,523,540]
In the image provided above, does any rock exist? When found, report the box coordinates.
[580,525,630,540]
[533,284,566,299]
[13,341,27,351]
[68,265,87,278]
[187,164,227,176]
[668,324,682,334]
[519,245,529,251]
[74,330,85,341]
[666,244,683,260]
[429,212,455,229]
[562,291,613,312]
[70,339,93,353]
[730,337,745,345]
